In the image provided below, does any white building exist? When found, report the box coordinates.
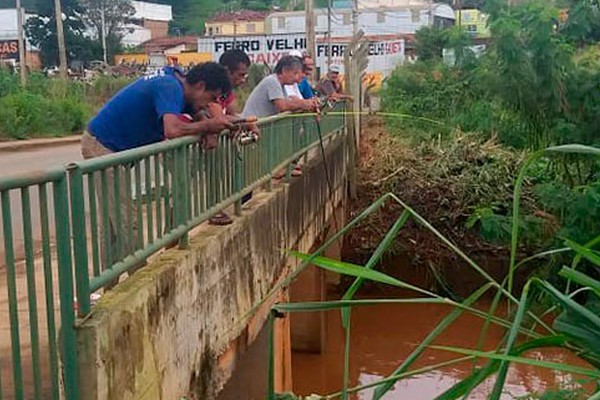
[355,0,429,8]
[265,3,455,37]
[1,1,172,49]
[120,1,173,47]
[0,9,19,40]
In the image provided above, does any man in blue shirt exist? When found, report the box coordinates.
[86,62,232,152]
[81,62,233,288]
[298,54,315,99]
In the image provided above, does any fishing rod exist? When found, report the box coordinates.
[258,110,447,128]
[313,99,341,237]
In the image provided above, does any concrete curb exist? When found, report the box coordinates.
[0,135,82,154]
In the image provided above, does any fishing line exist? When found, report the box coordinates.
[314,110,342,242]
[257,110,448,128]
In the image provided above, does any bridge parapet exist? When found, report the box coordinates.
[77,129,349,400]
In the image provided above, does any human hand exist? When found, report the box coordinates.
[244,122,260,138]
[203,117,233,134]
[304,98,319,112]
[203,132,220,149]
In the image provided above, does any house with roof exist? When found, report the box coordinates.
[265,3,455,37]
[205,10,269,36]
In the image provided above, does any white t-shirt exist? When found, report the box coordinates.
[284,83,302,98]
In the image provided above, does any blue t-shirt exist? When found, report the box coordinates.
[299,77,315,99]
[88,70,185,152]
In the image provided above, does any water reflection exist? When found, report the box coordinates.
[293,303,590,399]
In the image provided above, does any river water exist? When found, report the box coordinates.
[292,302,591,399]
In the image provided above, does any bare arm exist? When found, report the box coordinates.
[273,97,317,113]
[224,102,239,115]
[163,114,233,139]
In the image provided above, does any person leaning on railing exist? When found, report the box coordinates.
[283,50,317,177]
[208,49,258,226]
[241,55,318,119]
[316,64,354,102]
[242,56,319,179]
[81,62,233,288]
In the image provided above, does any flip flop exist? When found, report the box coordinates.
[209,212,233,226]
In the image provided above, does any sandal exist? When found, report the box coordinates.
[209,212,233,226]
[273,169,286,179]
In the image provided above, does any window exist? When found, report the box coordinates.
[208,27,213,35]
[277,17,285,29]
[343,13,350,25]
[215,26,220,34]
[247,23,255,33]
[411,9,420,23]
[377,12,385,23]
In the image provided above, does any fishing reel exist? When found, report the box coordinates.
[238,130,260,146]
[316,94,336,112]
[231,115,260,148]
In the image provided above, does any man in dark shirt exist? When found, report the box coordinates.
[316,64,353,101]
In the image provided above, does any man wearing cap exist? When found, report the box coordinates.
[316,64,352,100]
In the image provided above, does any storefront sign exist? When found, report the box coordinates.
[0,40,19,61]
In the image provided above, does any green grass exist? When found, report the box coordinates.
[0,69,131,140]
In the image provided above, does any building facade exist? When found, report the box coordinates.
[456,9,490,38]
[205,10,268,36]
[123,1,173,47]
[265,3,455,37]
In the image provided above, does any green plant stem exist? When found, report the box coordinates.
[324,356,475,399]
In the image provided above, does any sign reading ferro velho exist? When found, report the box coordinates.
[0,40,20,61]
[198,33,405,84]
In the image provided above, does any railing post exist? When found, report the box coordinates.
[177,146,189,249]
[54,176,80,400]
[1,190,25,400]
[68,163,91,316]
[234,142,243,216]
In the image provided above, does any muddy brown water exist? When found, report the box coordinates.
[292,301,593,399]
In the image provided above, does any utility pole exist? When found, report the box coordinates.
[352,0,358,39]
[15,0,27,86]
[327,0,332,68]
[54,0,68,78]
[101,1,108,64]
[306,0,315,63]
[429,0,433,26]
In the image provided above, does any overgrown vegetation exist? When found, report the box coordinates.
[374,0,600,264]
[266,146,600,400]
[288,1,600,398]
[0,69,130,139]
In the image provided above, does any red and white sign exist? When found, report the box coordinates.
[198,33,405,78]
[0,40,19,61]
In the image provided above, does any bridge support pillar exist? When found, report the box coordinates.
[290,264,327,353]
[290,204,344,353]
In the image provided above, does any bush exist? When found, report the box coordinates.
[0,71,130,140]
[0,91,92,139]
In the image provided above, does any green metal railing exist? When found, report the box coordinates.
[0,103,345,400]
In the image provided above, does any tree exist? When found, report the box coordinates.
[414,26,450,61]
[79,0,135,61]
[486,0,574,148]
[561,0,600,46]
[25,0,101,67]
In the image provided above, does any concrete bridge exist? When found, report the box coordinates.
[76,128,350,399]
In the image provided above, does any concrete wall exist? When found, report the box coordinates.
[77,132,349,400]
